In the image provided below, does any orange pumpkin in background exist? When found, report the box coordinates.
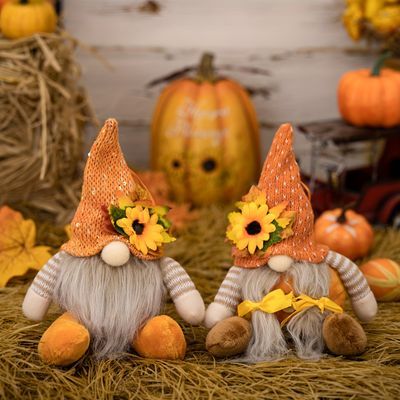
[151,53,260,206]
[360,258,400,301]
[338,52,400,127]
[314,208,374,260]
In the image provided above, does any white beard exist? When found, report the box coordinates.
[53,252,166,359]
[239,261,330,363]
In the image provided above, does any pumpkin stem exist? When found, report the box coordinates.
[20,0,29,4]
[337,202,356,224]
[371,51,392,76]
[197,53,216,82]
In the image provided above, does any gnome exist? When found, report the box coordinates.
[22,119,205,366]
[204,123,377,362]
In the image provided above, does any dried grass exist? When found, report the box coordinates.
[1,206,400,399]
[0,31,95,224]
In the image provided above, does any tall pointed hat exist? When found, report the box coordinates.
[228,123,328,268]
[62,119,169,260]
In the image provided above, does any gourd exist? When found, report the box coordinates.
[151,53,260,206]
[360,258,400,301]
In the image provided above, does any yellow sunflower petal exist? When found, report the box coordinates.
[276,217,290,229]
[237,238,249,250]
[150,213,159,224]
[256,237,265,250]
[161,231,176,243]
[118,195,134,209]
[263,223,276,234]
[228,212,243,225]
[146,240,158,251]
[137,238,148,255]
[247,239,257,255]
[116,218,134,236]
[243,186,267,206]
[269,202,288,218]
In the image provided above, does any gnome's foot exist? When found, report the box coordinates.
[133,315,187,360]
[206,316,252,358]
[38,312,90,366]
[322,313,367,356]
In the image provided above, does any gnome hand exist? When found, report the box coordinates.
[22,287,52,322]
[204,302,235,329]
[351,292,378,322]
[174,290,205,326]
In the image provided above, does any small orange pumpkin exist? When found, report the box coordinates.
[338,52,400,127]
[360,258,400,301]
[314,208,374,260]
[151,53,260,206]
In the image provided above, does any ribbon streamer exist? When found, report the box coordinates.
[237,289,343,327]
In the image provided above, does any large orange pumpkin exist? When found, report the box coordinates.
[360,258,400,301]
[314,208,374,260]
[272,268,346,322]
[151,53,260,206]
[338,52,400,127]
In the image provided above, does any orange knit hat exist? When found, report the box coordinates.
[230,123,328,268]
[62,119,165,260]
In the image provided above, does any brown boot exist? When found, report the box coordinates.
[206,316,252,358]
[322,313,367,356]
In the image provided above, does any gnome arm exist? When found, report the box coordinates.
[204,266,243,329]
[22,252,63,322]
[160,257,205,325]
[325,250,378,322]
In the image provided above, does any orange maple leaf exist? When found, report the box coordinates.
[0,206,52,287]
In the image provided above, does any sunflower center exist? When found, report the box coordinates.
[132,219,145,235]
[245,221,262,235]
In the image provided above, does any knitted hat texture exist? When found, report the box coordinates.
[62,119,161,260]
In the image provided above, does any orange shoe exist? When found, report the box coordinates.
[38,312,90,366]
[133,315,186,360]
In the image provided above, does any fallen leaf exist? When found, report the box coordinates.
[0,206,52,287]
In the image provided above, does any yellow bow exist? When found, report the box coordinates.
[237,290,343,327]
[280,294,343,326]
[237,289,294,318]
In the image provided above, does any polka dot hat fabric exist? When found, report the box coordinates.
[233,123,328,268]
[62,119,161,260]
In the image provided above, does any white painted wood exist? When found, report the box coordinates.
[66,0,377,177]
[65,0,352,50]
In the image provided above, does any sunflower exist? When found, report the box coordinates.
[116,205,165,255]
[227,202,278,255]
[226,190,296,255]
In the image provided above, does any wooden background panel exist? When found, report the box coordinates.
[66,0,375,173]
[65,0,351,49]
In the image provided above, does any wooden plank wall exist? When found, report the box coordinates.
[64,0,375,176]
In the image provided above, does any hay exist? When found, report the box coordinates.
[0,31,95,224]
[1,206,400,399]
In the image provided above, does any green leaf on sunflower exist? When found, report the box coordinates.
[151,206,170,216]
[109,205,127,222]
[262,221,284,251]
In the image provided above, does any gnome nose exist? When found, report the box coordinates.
[101,241,130,267]
[268,255,294,272]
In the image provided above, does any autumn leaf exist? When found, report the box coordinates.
[0,206,52,287]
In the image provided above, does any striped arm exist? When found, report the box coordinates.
[160,257,196,301]
[30,251,63,300]
[325,250,371,302]
[214,266,243,312]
